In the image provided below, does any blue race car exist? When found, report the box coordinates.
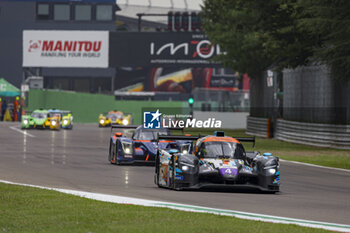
[108,125,192,165]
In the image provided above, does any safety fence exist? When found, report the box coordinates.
[27,89,186,124]
[192,88,250,112]
[246,116,350,149]
[275,119,350,150]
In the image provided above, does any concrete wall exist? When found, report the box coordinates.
[193,111,249,129]
[27,89,186,124]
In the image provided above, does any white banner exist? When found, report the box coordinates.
[23,30,109,68]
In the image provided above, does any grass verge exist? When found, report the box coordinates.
[181,129,350,170]
[0,183,329,233]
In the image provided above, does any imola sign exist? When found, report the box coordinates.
[109,32,223,67]
[150,40,224,59]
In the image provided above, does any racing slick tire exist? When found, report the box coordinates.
[109,140,121,165]
[170,155,181,191]
[108,140,113,164]
[155,151,161,187]
[114,140,121,165]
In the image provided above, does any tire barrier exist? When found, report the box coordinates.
[246,116,271,138]
[275,119,350,150]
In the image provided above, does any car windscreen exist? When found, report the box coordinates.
[31,112,47,119]
[199,141,245,159]
[107,113,122,120]
[48,113,61,117]
[138,129,171,140]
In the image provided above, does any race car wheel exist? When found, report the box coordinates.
[115,141,121,165]
[155,151,160,187]
[115,153,120,165]
[109,141,113,163]
[170,155,177,190]
[111,151,120,165]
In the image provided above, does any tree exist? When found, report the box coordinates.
[298,0,350,80]
[201,0,315,78]
[202,0,350,80]
[202,0,267,78]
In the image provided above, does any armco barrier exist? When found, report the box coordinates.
[27,89,186,124]
[275,119,350,149]
[246,116,271,138]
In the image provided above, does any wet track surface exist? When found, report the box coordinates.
[0,122,349,224]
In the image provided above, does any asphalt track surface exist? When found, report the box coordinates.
[0,122,349,225]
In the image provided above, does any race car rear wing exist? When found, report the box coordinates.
[158,135,255,147]
[111,124,183,130]
[111,124,138,133]
[235,137,255,147]
[157,135,200,141]
[111,124,138,129]
[61,110,72,114]
[167,127,184,132]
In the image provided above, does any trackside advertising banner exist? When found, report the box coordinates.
[23,30,109,68]
[109,32,223,67]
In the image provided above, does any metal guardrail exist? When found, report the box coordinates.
[275,119,350,150]
[246,116,270,138]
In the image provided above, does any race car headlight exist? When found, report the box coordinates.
[100,119,105,124]
[266,168,276,175]
[182,165,189,171]
[181,143,191,154]
[23,119,28,125]
[63,119,68,125]
[125,148,131,154]
[122,119,129,125]
[51,120,57,126]
[121,142,132,155]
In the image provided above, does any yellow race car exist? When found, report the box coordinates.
[99,111,132,127]
[61,111,73,129]
[46,109,74,130]
[45,111,61,130]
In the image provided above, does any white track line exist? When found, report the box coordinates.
[280,159,350,173]
[0,179,349,232]
[9,126,35,138]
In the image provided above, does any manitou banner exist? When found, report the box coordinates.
[23,30,109,68]
[109,32,223,67]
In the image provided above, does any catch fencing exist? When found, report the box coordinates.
[283,65,350,124]
[27,89,186,124]
[192,88,249,112]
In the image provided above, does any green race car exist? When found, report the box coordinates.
[21,109,74,130]
[21,109,49,129]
